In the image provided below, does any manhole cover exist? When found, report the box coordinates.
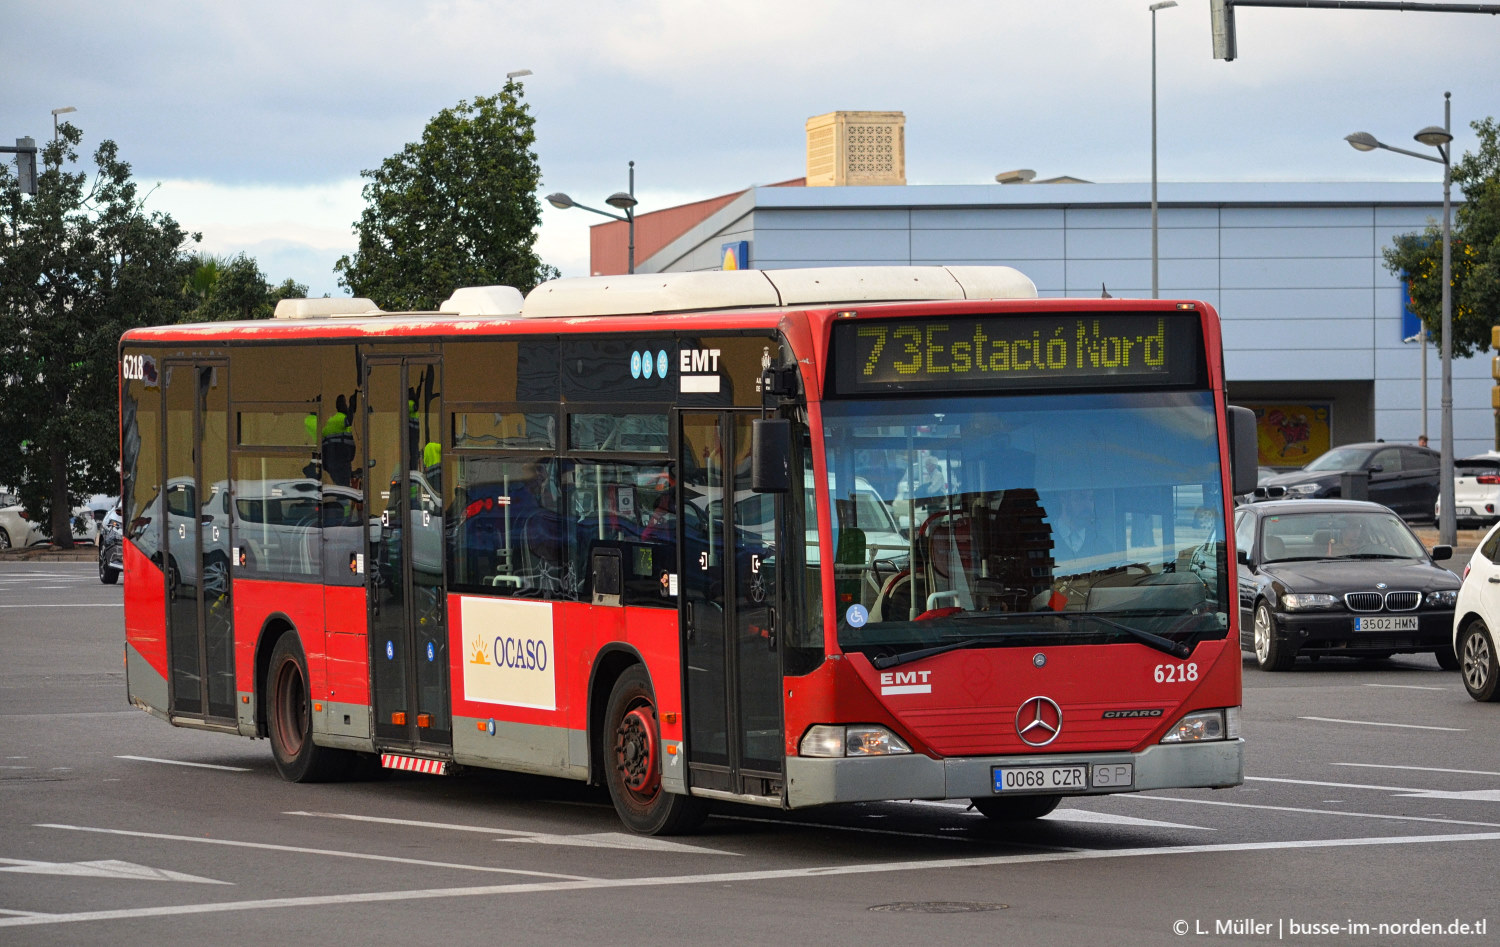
[868,902,1008,914]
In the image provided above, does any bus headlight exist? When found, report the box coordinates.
[799,724,912,757]
[1160,710,1227,743]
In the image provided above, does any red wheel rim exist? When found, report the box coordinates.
[615,704,659,797]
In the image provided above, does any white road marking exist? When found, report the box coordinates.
[1363,683,1447,691]
[1128,795,1500,828]
[0,909,50,917]
[0,603,121,608]
[0,858,228,885]
[285,811,737,855]
[116,756,250,772]
[502,831,739,854]
[1298,716,1465,732]
[1247,776,1500,800]
[1333,762,1500,777]
[3,831,1498,929]
[37,824,594,881]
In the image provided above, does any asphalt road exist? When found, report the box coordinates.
[2,561,1497,946]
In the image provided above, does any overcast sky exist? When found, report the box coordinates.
[6,1,1498,298]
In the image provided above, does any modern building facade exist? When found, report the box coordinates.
[586,178,1492,462]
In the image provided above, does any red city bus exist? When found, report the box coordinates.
[119,266,1253,834]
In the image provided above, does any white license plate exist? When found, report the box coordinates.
[1354,616,1419,631]
[993,764,1087,793]
[1455,506,1474,516]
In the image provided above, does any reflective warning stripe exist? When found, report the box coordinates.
[380,753,449,775]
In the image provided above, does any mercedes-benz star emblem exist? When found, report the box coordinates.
[1016,696,1063,747]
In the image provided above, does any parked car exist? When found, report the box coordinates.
[1235,466,1278,505]
[1435,451,1500,528]
[1451,520,1500,701]
[1234,498,1460,670]
[0,501,46,549]
[1255,441,1440,522]
[97,504,124,584]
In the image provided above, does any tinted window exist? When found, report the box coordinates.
[1404,448,1438,471]
[1370,448,1403,473]
[1480,526,1500,563]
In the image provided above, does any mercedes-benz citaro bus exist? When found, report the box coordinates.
[119,266,1255,834]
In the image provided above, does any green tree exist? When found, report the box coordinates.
[335,78,559,310]
[1383,117,1500,359]
[187,252,309,322]
[0,122,196,547]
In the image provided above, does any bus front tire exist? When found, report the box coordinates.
[602,665,707,836]
[268,634,351,782]
[970,794,1062,821]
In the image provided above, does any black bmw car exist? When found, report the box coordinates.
[1234,499,1460,670]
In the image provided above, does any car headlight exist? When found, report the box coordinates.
[1286,483,1320,496]
[799,724,912,757]
[1282,593,1340,610]
[1425,590,1458,607]
[1160,710,1227,743]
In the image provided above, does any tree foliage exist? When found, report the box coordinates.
[0,124,197,546]
[1382,117,1500,359]
[335,79,559,310]
[185,251,308,322]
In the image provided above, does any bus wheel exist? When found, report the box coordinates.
[268,634,350,782]
[970,794,1061,821]
[603,665,707,836]
[1253,601,1294,671]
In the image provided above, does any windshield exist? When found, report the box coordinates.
[1259,510,1427,562]
[820,390,1230,659]
[1303,447,1368,473]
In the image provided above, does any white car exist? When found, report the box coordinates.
[1452,520,1500,702]
[0,501,46,549]
[1436,451,1500,528]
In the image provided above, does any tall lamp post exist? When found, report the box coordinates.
[1346,91,1455,546]
[51,106,76,143]
[546,161,638,274]
[1149,0,1177,299]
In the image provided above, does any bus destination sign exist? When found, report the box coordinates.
[831,312,1201,394]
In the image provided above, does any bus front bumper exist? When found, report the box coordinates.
[783,739,1243,809]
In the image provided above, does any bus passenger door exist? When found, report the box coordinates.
[364,357,451,754]
[161,360,235,724]
[680,412,785,799]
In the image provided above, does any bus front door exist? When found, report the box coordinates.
[680,412,785,799]
[161,361,236,724]
[364,357,451,755]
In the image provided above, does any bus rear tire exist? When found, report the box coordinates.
[602,665,707,836]
[970,794,1062,821]
[268,634,352,782]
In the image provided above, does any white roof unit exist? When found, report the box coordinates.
[273,297,383,319]
[439,285,525,316]
[520,265,1035,319]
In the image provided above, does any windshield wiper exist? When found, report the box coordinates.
[868,610,1192,669]
[870,633,1025,669]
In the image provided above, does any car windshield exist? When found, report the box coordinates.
[1302,447,1368,473]
[1259,510,1426,562]
[818,390,1230,659]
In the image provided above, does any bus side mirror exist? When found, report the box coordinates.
[751,418,791,493]
[1227,405,1258,498]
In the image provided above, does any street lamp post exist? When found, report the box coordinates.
[51,106,75,143]
[1346,91,1456,546]
[1149,0,1177,299]
[546,161,638,274]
